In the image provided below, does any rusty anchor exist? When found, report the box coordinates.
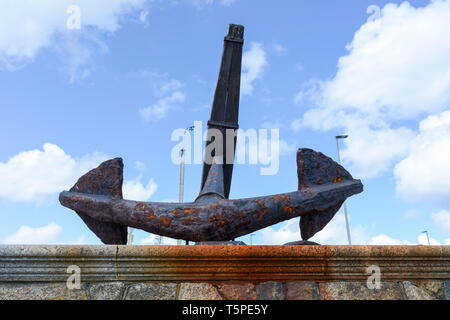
[59,24,363,245]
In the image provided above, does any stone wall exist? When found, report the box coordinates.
[1,245,449,300]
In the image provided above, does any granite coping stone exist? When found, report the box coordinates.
[0,245,449,283]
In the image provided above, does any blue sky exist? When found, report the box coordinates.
[1,0,450,245]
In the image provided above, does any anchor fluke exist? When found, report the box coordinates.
[297,149,355,240]
[59,158,127,245]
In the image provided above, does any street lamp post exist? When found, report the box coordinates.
[178,126,195,245]
[422,231,431,245]
[127,227,134,245]
[335,135,352,245]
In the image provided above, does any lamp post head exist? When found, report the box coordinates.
[336,135,349,139]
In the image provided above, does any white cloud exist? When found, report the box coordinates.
[234,128,295,175]
[292,0,450,179]
[310,213,369,245]
[394,110,450,204]
[54,33,109,83]
[236,133,296,160]
[0,143,158,204]
[431,210,450,232]
[191,0,237,7]
[258,218,300,245]
[313,1,450,120]
[257,214,369,245]
[255,213,446,245]
[278,139,297,156]
[140,233,178,245]
[69,235,86,245]
[0,1,243,79]
[123,177,157,201]
[2,222,62,244]
[294,109,415,179]
[140,91,186,121]
[290,118,302,132]
[369,234,411,245]
[0,0,148,78]
[139,10,150,27]
[0,143,108,203]
[159,79,183,96]
[2,223,88,245]
[135,161,147,172]
[218,0,237,5]
[417,232,442,245]
[272,43,287,53]
[340,123,414,178]
[139,78,186,121]
[404,209,420,219]
[241,42,268,95]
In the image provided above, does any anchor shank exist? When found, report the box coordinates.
[201,24,244,199]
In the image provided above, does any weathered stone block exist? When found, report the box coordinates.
[257,281,285,300]
[410,280,445,300]
[286,281,319,300]
[0,245,449,300]
[319,282,403,300]
[124,283,177,300]
[401,281,434,300]
[88,282,126,300]
[445,280,450,300]
[0,283,88,300]
[216,283,258,300]
[178,283,223,300]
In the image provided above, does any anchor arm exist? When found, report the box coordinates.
[59,149,363,243]
[60,180,361,242]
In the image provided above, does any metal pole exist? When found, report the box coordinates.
[336,135,351,245]
[127,227,134,245]
[178,126,194,245]
[177,131,186,246]
[422,231,431,245]
[179,130,186,203]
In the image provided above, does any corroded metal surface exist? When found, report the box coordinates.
[68,158,127,244]
[58,24,364,245]
[1,245,449,283]
[60,149,363,243]
[196,156,226,201]
[201,24,244,199]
